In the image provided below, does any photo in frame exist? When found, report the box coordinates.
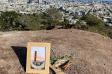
[26,42,51,74]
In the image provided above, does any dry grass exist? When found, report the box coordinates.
[0,29,112,74]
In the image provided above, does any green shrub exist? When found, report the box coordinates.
[74,20,88,30]
[81,13,105,26]
[0,11,27,31]
[107,31,112,39]
[61,18,72,29]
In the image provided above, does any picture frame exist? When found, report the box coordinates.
[26,42,51,74]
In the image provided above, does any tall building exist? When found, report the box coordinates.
[0,0,28,3]
[8,0,16,3]
[0,0,8,3]
[16,0,27,4]
[29,0,43,3]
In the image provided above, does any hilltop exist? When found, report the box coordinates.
[0,29,112,74]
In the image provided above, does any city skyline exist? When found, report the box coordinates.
[0,0,112,4]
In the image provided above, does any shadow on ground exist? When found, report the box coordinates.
[11,46,27,71]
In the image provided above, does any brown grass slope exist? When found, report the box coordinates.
[0,29,112,74]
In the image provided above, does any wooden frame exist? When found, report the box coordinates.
[26,42,51,74]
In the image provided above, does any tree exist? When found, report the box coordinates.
[46,7,63,21]
[40,8,61,30]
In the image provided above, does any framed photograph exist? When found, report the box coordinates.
[26,42,51,74]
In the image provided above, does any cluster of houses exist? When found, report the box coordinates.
[0,0,111,26]
[58,3,112,26]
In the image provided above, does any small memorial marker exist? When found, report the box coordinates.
[26,42,51,74]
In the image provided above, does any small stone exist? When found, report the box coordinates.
[54,59,69,68]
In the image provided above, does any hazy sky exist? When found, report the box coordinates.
[103,0,112,1]
[71,0,112,1]
[31,46,45,61]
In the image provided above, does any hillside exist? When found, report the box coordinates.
[0,29,112,74]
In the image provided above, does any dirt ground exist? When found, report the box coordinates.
[0,29,112,74]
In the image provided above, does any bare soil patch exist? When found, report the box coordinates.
[0,29,112,74]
